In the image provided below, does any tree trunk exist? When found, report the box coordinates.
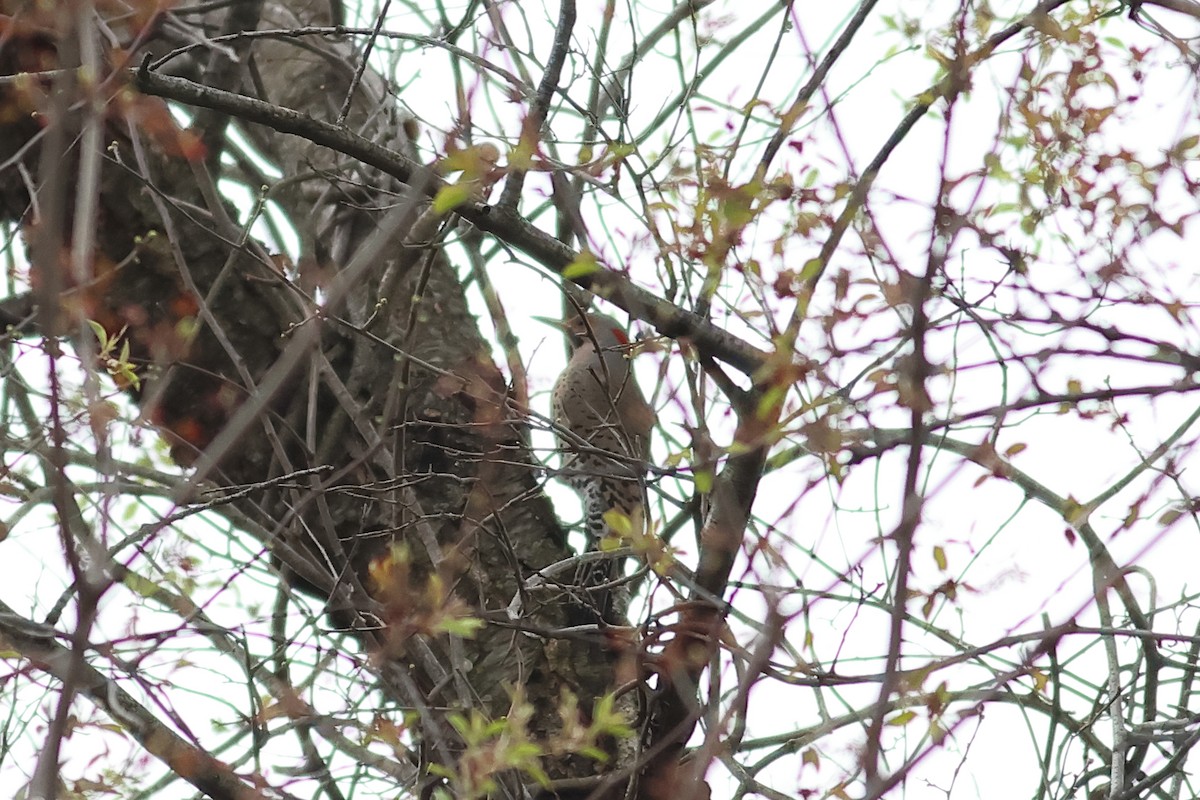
[0,1,631,795]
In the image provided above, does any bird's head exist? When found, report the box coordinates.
[563,313,631,353]
[534,312,634,353]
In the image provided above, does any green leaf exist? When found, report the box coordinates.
[932,545,947,571]
[578,745,609,762]
[1159,508,1183,526]
[664,449,689,468]
[521,763,552,788]
[432,183,472,214]
[122,572,160,599]
[426,763,455,781]
[608,142,636,159]
[601,509,636,538]
[435,615,485,638]
[756,384,787,420]
[1062,495,1088,527]
[87,320,109,350]
[591,693,633,739]
[597,534,622,552]
[563,252,600,279]
[798,257,823,282]
[446,712,469,737]
[175,316,199,342]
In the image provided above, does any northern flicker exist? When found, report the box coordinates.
[550,312,654,614]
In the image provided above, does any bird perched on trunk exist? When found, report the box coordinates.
[550,312,654,616]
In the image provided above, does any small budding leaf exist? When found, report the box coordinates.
[602,508,636,538]
[122,572,160,599]
[435,615,485,638]
[933,545,947,571]
[665,449,689,468]
[798,257,823,282]
[607,142,636,160]
[590,693,634,740]
[563,252,600,279]
[598,535,623,552]
[1159,508,1183,526]
[87,320,109,350]
[1062,495,1088,527]
[433,183,472,214]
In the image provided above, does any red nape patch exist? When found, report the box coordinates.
[609,327,629,345]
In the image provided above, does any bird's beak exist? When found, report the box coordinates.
[531,315,569,332]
